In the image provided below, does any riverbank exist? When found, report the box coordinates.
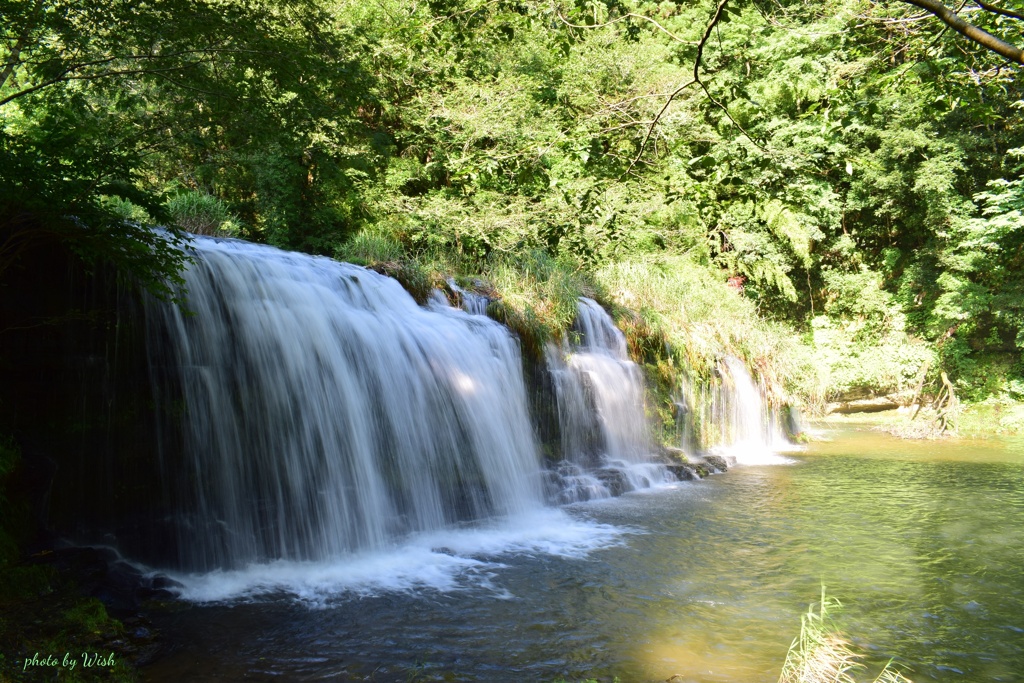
[816,399,1024,441]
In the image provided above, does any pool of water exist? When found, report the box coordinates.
[141,422,1024,682]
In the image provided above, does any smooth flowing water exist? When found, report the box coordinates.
[145,238,546,571]
[546,297,670,500]
[696,356,792,466]
[140,239,676,573]
[143,421,1024,682]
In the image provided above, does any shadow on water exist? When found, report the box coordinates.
[142,423,1024,682]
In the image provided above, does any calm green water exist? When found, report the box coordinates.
[144,423,1024,682]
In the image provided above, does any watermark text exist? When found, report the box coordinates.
[21,651,116,672]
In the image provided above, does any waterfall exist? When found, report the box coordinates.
[703,357,792,465]
[146,238,545,572]
[137,235,788,585]
[445,278,490,316]
[546,298,671,501]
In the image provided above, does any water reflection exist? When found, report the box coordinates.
[143,423,1024,682]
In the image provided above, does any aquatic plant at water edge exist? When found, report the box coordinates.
[779,588,912,683]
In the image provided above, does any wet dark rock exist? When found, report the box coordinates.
[27,545,183,614]
[118,616,164,667]
[95,560,147,612]
[664,446,687,458]
[137,574,185,601]
[666,464,698,481]
[702,455,729,472]
[131,642,164,667]
[782,404,805,440]
[662,446,689,463]
[537,469,564,504]
[595,468,630,497]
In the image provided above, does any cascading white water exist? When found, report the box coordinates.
[572,298,653,463]
[546,298,670,500]
[445,278,490,316]
[705,356,792,465]
[133,239,794,599]
[147,237,546,572]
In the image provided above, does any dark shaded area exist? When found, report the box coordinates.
[0,236,177,565]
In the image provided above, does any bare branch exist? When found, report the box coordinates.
[628,78,697,173]
[626,0,768,174]
[900,0,1024,63]
[0,47,274,106]
[0,61,211,106]
[554,10,698,45]
[599,119,658,134]
[976,0,1024,21]
[425,0,503,29]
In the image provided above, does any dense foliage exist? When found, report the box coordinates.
[3,0,1022,402]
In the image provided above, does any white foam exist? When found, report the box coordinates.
[711,443,799,467]
[167,509,628,605]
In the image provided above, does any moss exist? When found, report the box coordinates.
[0,566,59,602]
[485,299,552,362]
[939,399,1024,437]
[62,599,117,638]
[336,231,832,451]
[0,575,145,683]
[367,260,445,304]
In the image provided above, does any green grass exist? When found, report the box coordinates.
[338,225,601,353]
[481,250,598,351]
[956,399,1024,436]
[594,254,816,415]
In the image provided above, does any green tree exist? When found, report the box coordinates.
[1,0,370,294]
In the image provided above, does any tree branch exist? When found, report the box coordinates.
[555,10,698,45]
[1,47,275,106]
[900,0,1024,63]
[627,0,768,174]
[0,62,214,106]
[0,0,45,91]
[976,0,1024,21]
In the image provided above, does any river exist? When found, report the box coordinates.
[141,420,1024,682]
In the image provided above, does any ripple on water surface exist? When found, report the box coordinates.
[143,424,1024,683]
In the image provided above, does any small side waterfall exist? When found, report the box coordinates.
[146,238,545,572]
[445,278,490,316]
[701,357,791,465]
[547,298,670,501]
